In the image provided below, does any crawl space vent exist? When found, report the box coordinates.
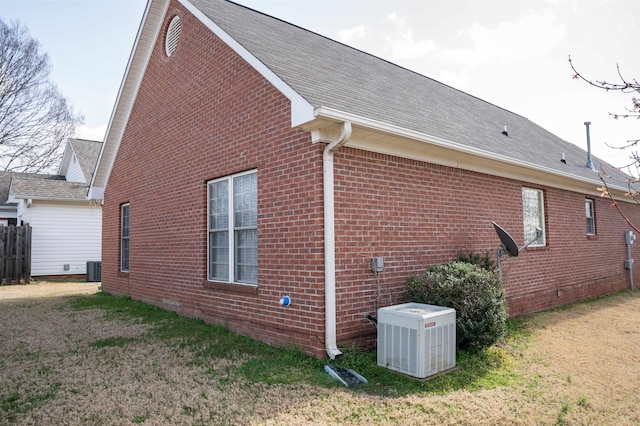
[165,15,182,57]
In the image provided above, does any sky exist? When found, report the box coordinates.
[2,0,639,170]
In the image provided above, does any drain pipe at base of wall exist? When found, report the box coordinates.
[323,121,352,360]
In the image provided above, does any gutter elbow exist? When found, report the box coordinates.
[323,121,352,158]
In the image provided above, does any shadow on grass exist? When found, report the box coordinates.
[72,292,529,398]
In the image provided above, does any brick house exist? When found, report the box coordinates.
[90,0,640,358]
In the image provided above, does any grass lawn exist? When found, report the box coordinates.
[1,290,639,425]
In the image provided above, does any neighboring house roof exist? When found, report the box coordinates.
[59,139,103,183]
[0,172,64,206]
[0,172,20,209]
[91,0,630,198]
[3,138,102,203]
[10,174,89,201]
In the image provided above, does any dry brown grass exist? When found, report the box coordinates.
[1,287,640,425]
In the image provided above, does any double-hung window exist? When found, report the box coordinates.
[208,171,257,284]
[120,203,130,272]
[585,198,595,235]
[522,187,545,246]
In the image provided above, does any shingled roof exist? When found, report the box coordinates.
[188,0,626,186]
[68,139,102,182]
[0,172,21,207]
[10,174,89,201]
[4,138,102,203]
[91,0,629,197]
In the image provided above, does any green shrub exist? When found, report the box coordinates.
[456,250,496,272]
[405,261,507,352]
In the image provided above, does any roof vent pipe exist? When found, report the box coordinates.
[584,121,596,171]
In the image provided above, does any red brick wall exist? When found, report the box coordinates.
[102,0,640,358]
[331,147,640,346]
[102,1,327,358]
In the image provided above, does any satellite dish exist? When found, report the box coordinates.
[492,222,543,279]
[492,222,519,257]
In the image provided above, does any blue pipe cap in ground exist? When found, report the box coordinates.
[279,295,291,308]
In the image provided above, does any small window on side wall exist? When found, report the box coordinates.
[121,203,130,272]
[522,187,546,246]
[585,198,595,235]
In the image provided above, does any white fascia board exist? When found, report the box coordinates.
[7,192,90,203]
[312,106,627,196]
[178,0,315,127]
[57,140,73,176]
[6,181,14,203]
[90,0,170,194]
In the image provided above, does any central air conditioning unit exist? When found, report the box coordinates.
[86,261,101,282]
[377,302,456,378]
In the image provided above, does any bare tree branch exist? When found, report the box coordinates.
[0,19,83,173]
[569,55,640,95]
[570,55,640,157]
[597,171,640,234]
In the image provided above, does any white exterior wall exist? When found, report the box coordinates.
[19,201,102,276]
[65,154,87,182]
[0,207,17,222]
[17,200,28,225]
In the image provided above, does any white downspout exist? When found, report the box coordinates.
[323,121,352,359]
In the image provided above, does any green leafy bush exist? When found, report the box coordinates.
[405,261,507,351]
[456,250,496,272]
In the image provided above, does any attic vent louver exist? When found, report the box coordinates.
[165,15,182,57]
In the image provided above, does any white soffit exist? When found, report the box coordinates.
[306,112,624,200]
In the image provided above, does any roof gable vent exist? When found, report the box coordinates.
[165,15,182,57]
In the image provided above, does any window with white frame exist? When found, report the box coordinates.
[208,171,257,284]
[121,203,130,272]
[585,198,595,235]
[522,187,545,246]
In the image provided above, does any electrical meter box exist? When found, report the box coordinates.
[377,302,456,378]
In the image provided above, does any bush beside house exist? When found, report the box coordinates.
[406,261,508,351]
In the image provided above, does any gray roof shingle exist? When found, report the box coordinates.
[0,172,68,206]
[10,174,88,201]
[0,139,102,203]
[190,0,627,184]
[69,139,102,182]
[0,172,20,206]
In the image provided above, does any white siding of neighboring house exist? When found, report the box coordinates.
[19,201,101,276]
[17,200,28,225]
[65,154,86,182]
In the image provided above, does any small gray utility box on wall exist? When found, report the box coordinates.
[377,302,456,378]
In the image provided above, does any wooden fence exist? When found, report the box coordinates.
[0,224,32,285]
